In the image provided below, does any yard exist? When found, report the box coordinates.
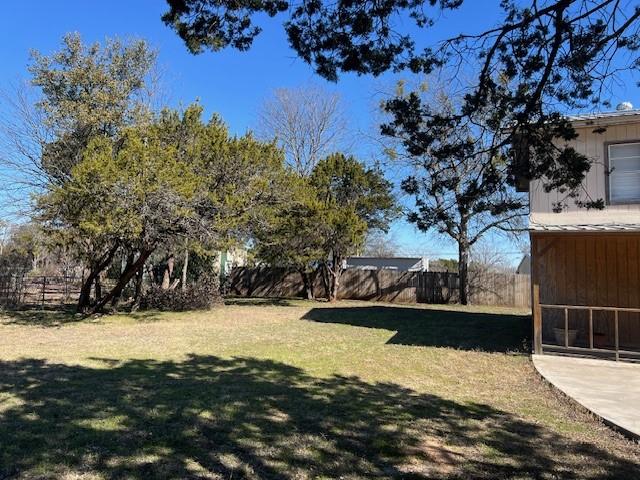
[0,300,638,479]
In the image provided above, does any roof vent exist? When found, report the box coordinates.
[616,101,633,111]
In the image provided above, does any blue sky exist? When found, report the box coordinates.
[2,1,638,264]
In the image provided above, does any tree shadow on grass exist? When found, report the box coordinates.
[0,305,86,327]
[302,306,531,353]
[0,305,160,326]
[0,355,637,479]
[224,297,298,307]
[0,297,299,328]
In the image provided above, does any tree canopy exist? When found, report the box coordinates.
[37,101,288,312]
[30,32,157,185]
[385,85,527,303]
[254,152,398,301]
[163,1,640,206]
[252,175,325,298]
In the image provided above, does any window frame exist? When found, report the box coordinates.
[605,140,640,205]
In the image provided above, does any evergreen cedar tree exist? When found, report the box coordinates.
[27,34,160,312]
[310,153,398,301]
[163,0,639,303]
[28,34,395,311]
[253,153,398,302]
[29,35,293,313]
[40,104,288,313]
[252,175,326,300]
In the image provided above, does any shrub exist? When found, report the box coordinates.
[140,274,222,311]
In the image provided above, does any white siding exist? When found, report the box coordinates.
[530,121,640,225]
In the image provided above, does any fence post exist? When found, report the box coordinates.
[41,276,46,308]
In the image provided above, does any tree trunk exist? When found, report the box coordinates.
[145,263,156,286]
[77,245,118,313]
[181,248,189,292]
[329,272,340,302]
[458,240,470,305]
[329,275,339,302]
[110,251,136,309]
[78,271,98,312]
[320,262,330,300]
[327,256,343,302]
[131,262,145,311]
[94,275,102,305]
[161,254,175,290]
[92,249,154,313]
[300,269,315,300]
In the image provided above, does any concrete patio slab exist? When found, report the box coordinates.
[533,354,640,440]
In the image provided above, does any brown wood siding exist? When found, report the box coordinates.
[532,233,640,349]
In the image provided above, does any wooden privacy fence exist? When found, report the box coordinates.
[469,271,532,308]
[228,267,531,307]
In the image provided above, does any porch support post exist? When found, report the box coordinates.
[533,283,542,354]
[531,233,543,354]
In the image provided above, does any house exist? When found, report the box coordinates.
[345,256,429,272]
[527,104,640,360]
[515,254,531,275]
[217,248,247,277]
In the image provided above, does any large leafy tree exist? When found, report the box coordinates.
[5,33,291,312]
[253,153,397,301]
[29,32,157,185]
[163,0,640,202]
[252,177,325,299]
[1,33,159,308]
[310,153,398,301]
[39,121,199,312]
[385,86,528,304]
[39,104,288,312]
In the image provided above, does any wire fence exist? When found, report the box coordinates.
[0,275,83,307]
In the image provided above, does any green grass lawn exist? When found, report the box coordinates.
[0,299,638,479]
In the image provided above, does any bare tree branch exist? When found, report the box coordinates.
[257,84,350,176]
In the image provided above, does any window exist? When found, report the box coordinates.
[608,142,640,204]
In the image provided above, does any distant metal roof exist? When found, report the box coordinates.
[530,223,640,232]
[348,256,424,260]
